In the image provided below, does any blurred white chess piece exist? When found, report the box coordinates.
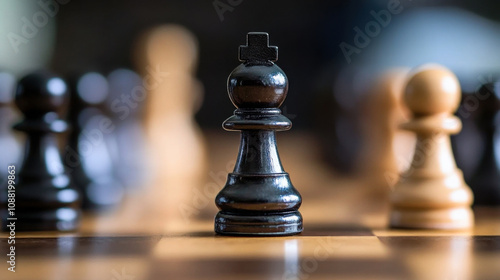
[134,24,208,230]
[360,68,416,186]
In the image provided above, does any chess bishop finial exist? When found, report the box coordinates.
[214,32,303,236]
[389,64,474,229]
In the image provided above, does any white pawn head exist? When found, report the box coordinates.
[404,64,461,116]
[135,24,198,74]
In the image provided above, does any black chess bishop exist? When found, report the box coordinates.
[214,32,303,236]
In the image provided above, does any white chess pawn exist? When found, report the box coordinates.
[389,64,474,229]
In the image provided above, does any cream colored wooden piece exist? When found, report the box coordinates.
[389,64,474,229]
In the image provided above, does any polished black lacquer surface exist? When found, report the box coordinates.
[215,32,303,236]
[0,71,81,231]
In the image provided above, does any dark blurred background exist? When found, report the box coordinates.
[2,0,500,234]
[1,0,500,128]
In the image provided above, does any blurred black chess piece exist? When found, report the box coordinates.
[106,69,148,191]
[66,72,124,210]
[215,32,302,236]
[1,70,81,231]
[468,82,500,205]
[451,88,484,184]
[0,71,22,186]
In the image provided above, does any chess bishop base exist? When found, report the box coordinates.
[215,173,303,236]
[215,211,303,236]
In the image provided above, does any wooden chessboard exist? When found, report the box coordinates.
[2,132,500,280]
